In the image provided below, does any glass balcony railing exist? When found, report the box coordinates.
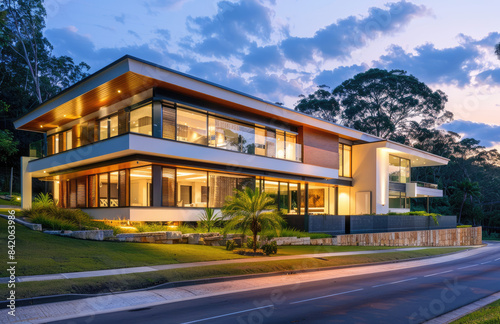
[413,181,439,189]
[29,139,45,158]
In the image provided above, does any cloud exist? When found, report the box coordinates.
[185,0,274,58]
[441,120,500,148]
[314,64,368,88]
[376,43,479,87]
[45,27,166,71]
[281,0,428,64]
[114,14,125,24]
[476,68,500,84]
[128,30,140,39]
[240,45,284,73]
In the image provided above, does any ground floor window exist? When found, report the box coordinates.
[54,163,345,214]
[389,190,410,209]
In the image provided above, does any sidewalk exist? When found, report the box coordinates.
[0,246,489,324]
[2,247,444,283]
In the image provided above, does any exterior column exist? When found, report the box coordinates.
[21,156,34,209]
[152,165,162,207]
[152,100,162,138]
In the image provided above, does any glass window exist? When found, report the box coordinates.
[130,105,152,135]
[99,119,108,140]
[66,130,72,150]
[208,116,255,153]
[162,103,176,140]
[266,130,276,158]
[289,183,299,215]
[130,166,152,206]
[88,175,97,207]
[264,180,279,205]
[177,108,207,145]
[389,191,409,209]
[276,130,285,159]
[110,115,118,138]
[285,133,297,161]
[279,182,289,213]
[98,173,108,207]
[338,186,350,215]
[208,173,254,208]
[109,171,119,207]
[389,155,411,183]
[162,167,176,207]
[176,169,207,207]
[339,144,352,177]
[255,128,266,156]
[308,184,331,215]
[54,134,60,154]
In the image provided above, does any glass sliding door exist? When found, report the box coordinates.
[162,167,176,207]
[130,166,152,206]
[176,169,207,207]
[208,173,254,208]
[109,171,119,207]
[98,173,108,207]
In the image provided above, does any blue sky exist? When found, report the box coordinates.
[43,0,500,149]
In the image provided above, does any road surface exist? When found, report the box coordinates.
[50,242,500,324]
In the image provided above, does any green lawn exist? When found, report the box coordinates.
[451,298,500,323]
[5,247,465,300]
[0,217,404,277]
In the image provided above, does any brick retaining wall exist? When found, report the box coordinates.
[334,226,482,246]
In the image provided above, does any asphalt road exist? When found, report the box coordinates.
[51,242,500,324]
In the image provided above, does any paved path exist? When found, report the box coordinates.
[1,243,495,324]
[1,247,457,283]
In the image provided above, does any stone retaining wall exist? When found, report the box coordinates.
[44,230,114,241]
[333,226,482,246]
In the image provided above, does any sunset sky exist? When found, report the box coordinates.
[44,0,500,149]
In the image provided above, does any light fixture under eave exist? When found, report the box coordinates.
[117,90,122,93]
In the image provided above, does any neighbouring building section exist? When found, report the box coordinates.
[15,56,448,223]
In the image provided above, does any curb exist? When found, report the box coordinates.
[2,247,477,309]
[424,290,500,324]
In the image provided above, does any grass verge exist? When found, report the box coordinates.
[5,247,465,300]
[0,217,400,277]
[451,298,500,323]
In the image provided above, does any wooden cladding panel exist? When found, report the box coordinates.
[300,127,339,170]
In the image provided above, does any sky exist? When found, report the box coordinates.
[43,0,500,150]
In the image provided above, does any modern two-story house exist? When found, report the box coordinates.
[15,56,448,225]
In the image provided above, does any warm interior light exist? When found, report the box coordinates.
[40,125,43,128]
[117,90,121,93]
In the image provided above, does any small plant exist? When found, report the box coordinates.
[246,237,260,249]
[226,239,236,251]
[262,241,278,255]
[198,207,223,233]
[33,193,54,208]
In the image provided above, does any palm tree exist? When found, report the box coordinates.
[198,207,222,233]
[222,187,284,253]
[452,180,481,224]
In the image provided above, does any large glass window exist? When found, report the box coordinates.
[208,173,254,208]
[177,108,207,145]
[98,173,108,207]
[208,116,255,153]
[162,167,176,207]
[110,115,118,138]
[109,171,119,207]
[130,166,152,206]
[99,119,108,140]
[176,169,207,207]
[389,191,410,209]
[130,105,152,135]
[264,180,279,206]
[338,186,350,215]
[308,184,336,215]
[162,103,176,140]
[276,130,285,159]
[66,130,72,150]
[389,155,411,183]
[339,143,352,177]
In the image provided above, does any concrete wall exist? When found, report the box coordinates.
[334,226,482,247]
[82,207,218,222]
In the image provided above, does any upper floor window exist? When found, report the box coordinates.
[339,143,352,177]
[129,104,152,135]
[389,155,410,183]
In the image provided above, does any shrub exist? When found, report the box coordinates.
[226,239,236,251]
[198,207,223,233]
[30,214,79,231]
[457,225,472,228]
[262,241,278,255]
[33,192,55,208]
[246,237,260,249]
[135,223,171,233]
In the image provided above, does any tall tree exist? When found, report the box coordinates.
[333,69,452,138]
[295,85,340,123]
[451,180,481,224]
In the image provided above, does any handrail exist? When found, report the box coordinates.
[412,181,438,189]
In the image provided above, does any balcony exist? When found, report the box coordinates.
[29,139,45,159]
[406,181,443,198]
